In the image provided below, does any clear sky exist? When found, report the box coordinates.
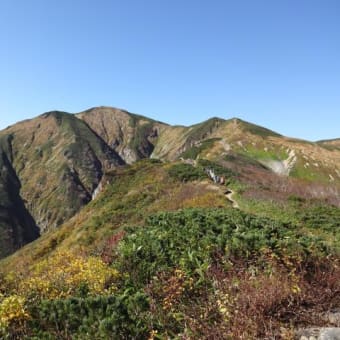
[0,0,339,141]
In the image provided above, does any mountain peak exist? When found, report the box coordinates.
[226,118,282,138]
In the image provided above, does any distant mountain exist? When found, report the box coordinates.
[317,138,340,151]
[0,106,339,258]
[153,117,339,183]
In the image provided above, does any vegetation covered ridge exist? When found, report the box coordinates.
[0,206,339,339]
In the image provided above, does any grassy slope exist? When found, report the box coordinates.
[317,138,340,151]
[0,159,230,271]
[3,154,339,270]
[0,158,339,339]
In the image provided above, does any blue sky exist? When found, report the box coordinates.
[0,0,339,141]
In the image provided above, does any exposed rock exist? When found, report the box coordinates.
[0,139,40,257]
[319,328,340,340]
[261,149,297,176]
[324,310,340,326]
[296,327,340,340]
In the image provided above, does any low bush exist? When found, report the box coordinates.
[0,207,338,339]
[198,159,236,179]
[5,250,119,301]
[168,163,206,182]
[28,291,150,339]
[114,208,330,287]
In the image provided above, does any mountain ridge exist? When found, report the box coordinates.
[0,106,339,258]
[4,107,338,143]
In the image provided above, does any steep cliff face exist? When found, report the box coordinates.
[0,135,39,258]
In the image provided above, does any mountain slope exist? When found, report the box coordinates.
[77,106,168,164]
[0,107,338,259]
[0,108,339,338]
[317,138,340,151]
[0,159,232,270]
[0,158,339,339]
[0,111,124,234]
[2,154,339,272]
[154,117,340,184]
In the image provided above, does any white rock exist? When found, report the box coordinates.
[318,328,340,340]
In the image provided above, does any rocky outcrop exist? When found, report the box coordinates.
[261,149,297,176]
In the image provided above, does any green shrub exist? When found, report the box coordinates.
[168,163,206,182]
[301,204,340,233]
[28,292,149,339]
[115,208,330,287]
[197,159,237,178]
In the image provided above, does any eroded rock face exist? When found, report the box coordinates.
[261,149,297,176]
[0,137,40,257]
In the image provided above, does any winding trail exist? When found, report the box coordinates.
[182,159,240,209]
[225,189,239,209]
[204,166,240,208]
